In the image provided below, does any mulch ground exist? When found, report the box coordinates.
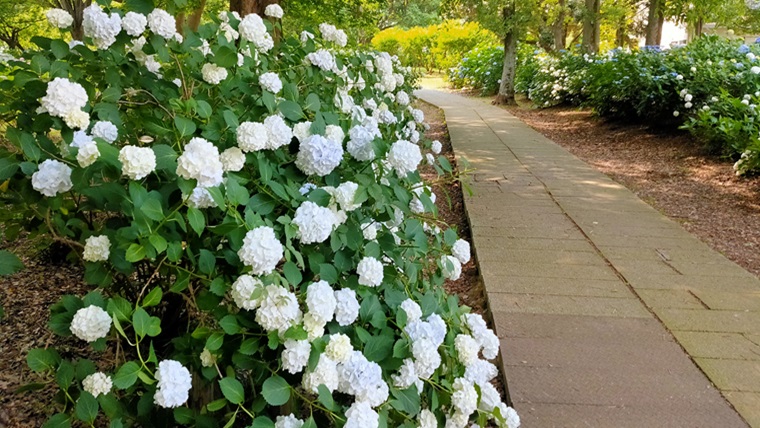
[500,97,760,276]
[0,102,498,426]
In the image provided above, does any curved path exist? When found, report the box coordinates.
[417,88,760,427]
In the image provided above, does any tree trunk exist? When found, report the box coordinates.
[188,0,207,32]
[57,0,91,41]
[230,0,278,16]
[582,0,600,53]
[645,0,662,46]
[552,0,566,50]
[494,21,517,105]
[694,18,703,38]
[615,15,628,48]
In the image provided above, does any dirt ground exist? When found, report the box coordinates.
[500,98,760,277]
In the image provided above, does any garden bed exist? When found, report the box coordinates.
[0,101,503,427]
[503,100,760,277]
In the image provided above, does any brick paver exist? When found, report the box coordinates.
[417,88,760,427]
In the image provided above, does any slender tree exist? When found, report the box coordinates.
[581,0,600,52]
[644,0,662,46]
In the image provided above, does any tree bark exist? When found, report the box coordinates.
[581,0,600,53]
[494,4,517,106]
[229,0,278,16]
[57,0,91,41]
[645,0,662,46]
[551,0,566,50]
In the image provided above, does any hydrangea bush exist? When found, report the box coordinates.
[0,3,520,428]
[447,44,504,96]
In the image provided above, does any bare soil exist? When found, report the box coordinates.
[501,99,760,276]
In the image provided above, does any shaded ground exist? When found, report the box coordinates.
[501,100,760,277]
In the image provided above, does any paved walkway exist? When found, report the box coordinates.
[416,89,760,427]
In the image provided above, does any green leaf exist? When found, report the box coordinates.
[317,384,339,411]
[50,40,69,60]
[225,177,249,207]
[0,158,19,180]
[219,315,241,334]
[363,332,394,362]
[304,93,321,112]
[390,386,421,416]
[152,144,178,171]
[360,294,382,322]
[132,307,151,338]
[149,233,167,253]
[113,361,141,389]
[206,332,224,351]
[196,100,212,119]
[223,110,239,128]
[141,198,164,221]
[76,392,99,423]
[206,398,227,412]
[125,243,146,263]
[239,338,259,355]
[261,375,290,406]
[187,207,205,236]
[278,100,305,121]
[107,296,133,322]
[0,250,24,275]
[56,360,75,389]
[142,287,163,308]
[251,416,275,428]
[214,46,237,68]
[42,414,71,428]
[282,261,302,286]
[27,348,61,372]
[318,264,338,284]
[174,116,197,137]
[302,417,317,428]
[198,249,216,274]
[125,0,155,14]
[219,377,245,404]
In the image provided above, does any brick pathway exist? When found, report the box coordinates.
[416,89,760,427]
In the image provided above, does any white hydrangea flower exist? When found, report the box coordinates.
[452,239,471,264]
[387,140,422,177]
[452,378,478,417]
[338,351,389,407]
[82,372,112,397]
[396,90,410,106]
[220,147,245,172]
[305,49,336,71]
[264,4,284,18]
[40,77,87,118]
[357,257,383,287]
[237,226,283,275]
[200,348,216,367]
[237,121,268,152]
[499,405,521,428]
[122,12,147,36]
[91,121,118,143]
[446,412,469,428]
[400,299,422,323]
[361,221,378,241]
[464,359,498,386]
[70,305,111,342]
[119,146,156,180]
[344,401,379,428]
[419,409,438,428]
[82,4,121,49]
[293,201,337,244]
[275,414,303,428]
[431,140,442,154]
[176,137,223,188]
[63,109,90,130]
[306,280,337,323]
[411,108,424,123]
[333,181,360,211]
[201,63,228,85]
[239,14,273,52]
[282,339,311,374]
[154,360,192,408]
[187,187,217,209]
[47,9,73,28]
[300,31,314,44]
[296,135,344,176]
[334,288,359,326]
[299,182,317,195]
[264,115,293,150]
[441,255,462,281]
[70,130,91,148]
[325,124,345,145]
[230,274,265,310]
[76,141,100,168]
[147,9,176,39]
[83,235,110,262]
[392,358,418,389]
[259,72,283,94]
[256,285,302,333]
[293,121,312,142]
[412,338,442,379]
[455,334,480,366]
[347,127,376,161]
[318,23,348,47]
[302,354,339,393]
[325,333,353,363]
[32,159,73,197]
[464,313,500,360]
